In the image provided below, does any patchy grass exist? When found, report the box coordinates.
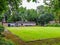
[6,27,60,41]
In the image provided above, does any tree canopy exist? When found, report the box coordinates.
[0,0,60,25]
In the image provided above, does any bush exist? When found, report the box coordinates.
[46,23,60,27]
[0,38,15,45]
[4,39,15,45]
[0,25,14,45]
[38,13,54,26]
[0,25,4,33]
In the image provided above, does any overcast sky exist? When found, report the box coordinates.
[21,0,45,9]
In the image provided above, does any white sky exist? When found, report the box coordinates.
[21,0,45,9]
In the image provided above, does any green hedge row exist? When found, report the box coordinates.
[46,23,60,27]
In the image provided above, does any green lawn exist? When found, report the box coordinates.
[6,27,60,41]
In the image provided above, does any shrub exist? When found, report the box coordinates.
[0,25,4,33]
[0,25,14,45]
[38,13,54,26]
[46,23,60,27]
[0,38,15,45]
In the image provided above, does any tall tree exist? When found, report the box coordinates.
[0,0,8,24]
[53,0,60,23]
[26,9,37,22]
[44,0,60,23]
[0,0,22,22]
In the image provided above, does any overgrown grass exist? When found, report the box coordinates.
[6,27,60,41]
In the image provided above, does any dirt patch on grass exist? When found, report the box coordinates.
[4,30,25,45]
[26,38,60,45]
[4,30,60,45]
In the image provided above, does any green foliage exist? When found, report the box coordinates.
[0,38,15,45]
[0,0,22,22]
[7,14,21,22]
[46,23,60,27]
[27,0,36,2]
[18,7,27,21]
[44,0,60,23]
[8,0,22,10]
[0,15,4,22]
[7,7,26,22]
[27,0,31,2]
[38,13,54,25]
[37,5,55,25]
[32,0,36,2]
[52,0,60,22]
[0,25,14,45]
[0,0,8,13]
[26,9,37,21]
[1,0,60,25]
[7,18,13,23]
[7,7,38,22]
[0,25,4,33]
